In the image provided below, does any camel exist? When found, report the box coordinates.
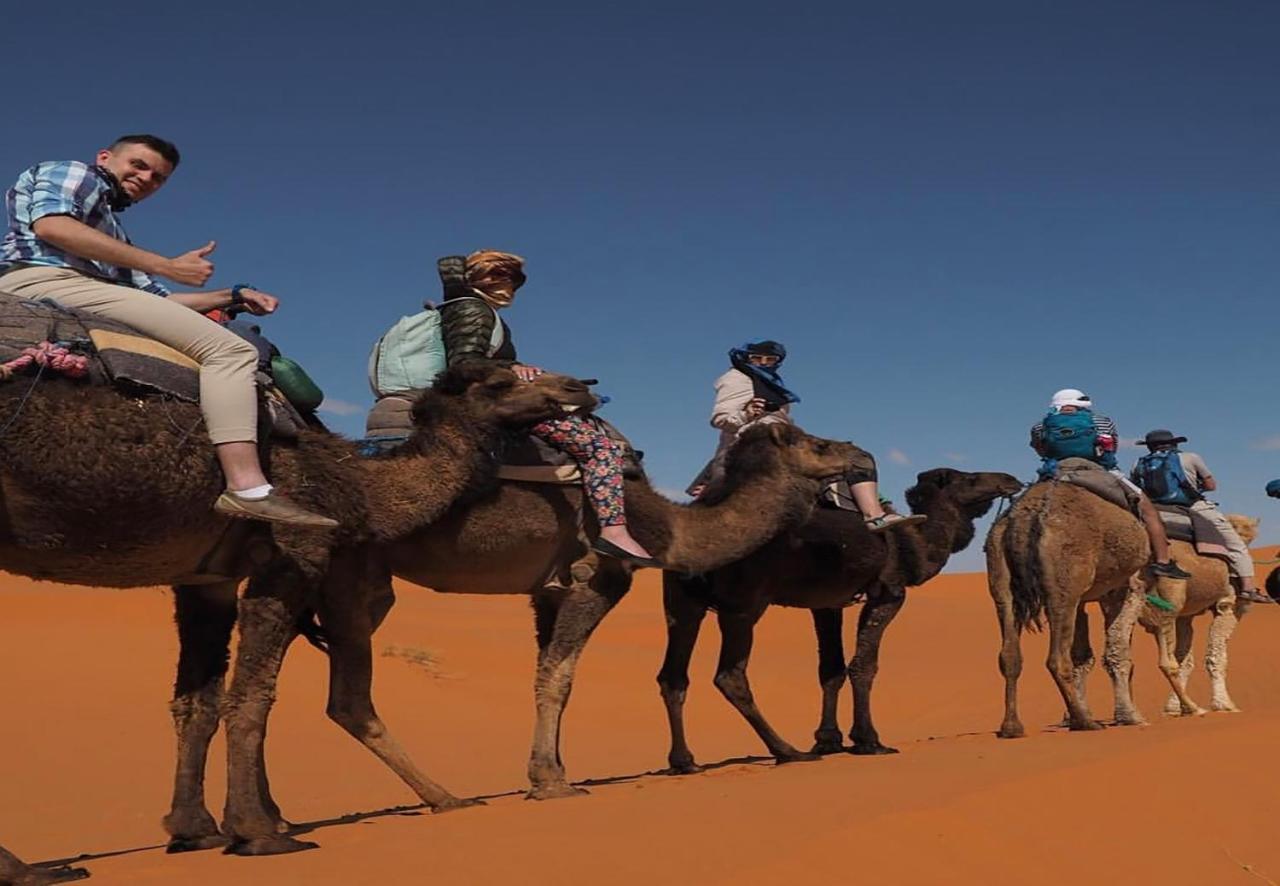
[657,468,1021,773]
[169,422,867,854]
[986,474,1188,738]
[0,362,595,881]
[1106,515,1261,721]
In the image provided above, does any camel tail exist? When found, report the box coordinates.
[1006,492,1051,633]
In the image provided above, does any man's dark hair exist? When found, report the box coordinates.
[110,134,181,168]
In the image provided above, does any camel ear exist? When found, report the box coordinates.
[767,423,793,445]
[917,468,958,488]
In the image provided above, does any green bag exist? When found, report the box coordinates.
[271,355,324,414]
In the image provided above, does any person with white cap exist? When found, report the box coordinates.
[1030,389,1190,580]
[1131,429,1271,603]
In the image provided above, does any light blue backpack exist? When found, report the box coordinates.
[367,297,504,396]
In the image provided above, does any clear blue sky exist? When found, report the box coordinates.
[5,1,1278,569]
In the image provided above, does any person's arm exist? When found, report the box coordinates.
[1029,424,1046,456]
[1188,454,1216,491]
[711,371,756,430]
[440,298,503,367]
[30,215,216,287]
[167,287,279,316]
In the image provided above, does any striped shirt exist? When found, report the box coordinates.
[0,160,169,295]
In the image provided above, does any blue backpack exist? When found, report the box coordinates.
[1040,409,1100,461]
[1134,450,1199,505]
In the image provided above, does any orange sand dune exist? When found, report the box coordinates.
[3,557,1280,885]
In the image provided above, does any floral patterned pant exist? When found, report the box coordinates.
[530,415,627,526]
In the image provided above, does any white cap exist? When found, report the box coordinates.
[1050,388,1092,410]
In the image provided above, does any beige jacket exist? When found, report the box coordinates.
[710,368,793,456]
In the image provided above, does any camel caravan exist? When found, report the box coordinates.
[0,136,1275,884]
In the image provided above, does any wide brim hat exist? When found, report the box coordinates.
[1140,428,1188,448]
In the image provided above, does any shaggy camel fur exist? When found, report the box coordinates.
[0,363,595,872]
[170,422,866,854]
[658,468,1021,773]
[1108,515,1261,720]
[986,478,1188,737]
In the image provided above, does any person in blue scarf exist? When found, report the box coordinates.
[688,340,922,532]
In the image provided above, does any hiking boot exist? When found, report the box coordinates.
[865,513,927,533]
[1148,560,1191,580]
[1236,588,1275,605]
[215,491,338,528]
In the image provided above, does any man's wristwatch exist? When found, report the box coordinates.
[230,283,254,305]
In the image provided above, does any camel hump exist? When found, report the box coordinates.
[1043,458,1138,515]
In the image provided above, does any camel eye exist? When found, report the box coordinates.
[815,442,830,454]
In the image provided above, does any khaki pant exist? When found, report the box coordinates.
[1190,499,1255,580]
[0,265,259,444]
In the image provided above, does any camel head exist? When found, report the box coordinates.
[1227,514,1260,546]
[725,423,867,487]
[413,362,598,430]
[906,468,1023,520]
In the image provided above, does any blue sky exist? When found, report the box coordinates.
[4,1,1278,569]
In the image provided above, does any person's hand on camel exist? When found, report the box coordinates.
[743,397,767,420]
[513,364,545,382]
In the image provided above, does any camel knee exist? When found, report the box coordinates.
[327,703,383,740]
[713,669,751,702]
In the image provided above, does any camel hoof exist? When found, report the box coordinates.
[997,722,1026,739]
[851,742,900,756]
[1069,719,1106,732]
[775,750,822,765]
[810,740,847,756]
[1113,716,1148,727]
[434,797,485,814]
[10,865,91,885]
[166,833,229,853]
[1212,703,1242,713]
[665,761,704,775]
[525,783,589,801]
[224,835,319,856]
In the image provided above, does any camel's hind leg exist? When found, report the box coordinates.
[809,607,848,754]
[1153,607,1205,717]
[656,572,710,774]
[0,844,87,885]
[1045,600,1102,731]
[526,561,628,800]
[1205,600,1241,712]
[1162,618,1196,715]
[988,542,1026,738]
[847,586,906,755]
[1101,582,1147,726]
[1057,607,1097,726]
[319,553,475,812]
[163,581,239,853]
[711,604,816,764]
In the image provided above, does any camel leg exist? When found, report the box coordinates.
[847,587,906,755]
[1045,600,1101,731]
[319,558,476,811]
[1154,611,1205,717]
[526,567,627,800]
[219,565,316,856]
[712,606,817,764]
[809,608,848,755]
[1058,606,1096,726]
[1102,583,1147,726]
[989,544,1025,738]
[656,573,710,774]
[163,582,238,853]
[1163,618,1195,715]
[1205,601,1242,712]
[0,844,88,885]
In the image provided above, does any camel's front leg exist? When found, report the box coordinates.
[220,565,315,856]
[0,843,87,885]
[1205,600,1242,712]
[988,543,1025,738]
[712,606,816,764]
[809,607,848,755]
[1163,618,1196,715]
[847,586,906,755]
[163,581,239,853]
[1058,606,1096,726]
[1154,607,1205,717]
[526,563,626,800]
[319,557,476,812]
[1102,582,1147,726]
[656,573,710,774]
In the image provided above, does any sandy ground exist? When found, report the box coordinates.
[3,555,1280,886]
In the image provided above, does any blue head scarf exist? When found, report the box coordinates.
[728,340,800,409]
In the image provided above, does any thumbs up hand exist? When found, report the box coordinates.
[161,240,217,286]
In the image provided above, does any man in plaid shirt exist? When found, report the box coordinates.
[0,135,333,527]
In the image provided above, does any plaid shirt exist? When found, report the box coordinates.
[0,160,169,295]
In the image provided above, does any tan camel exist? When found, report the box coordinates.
[0,362,595,879]
[986,474,1187,737]
[174,422,866,854]
[1104,515,1261,721]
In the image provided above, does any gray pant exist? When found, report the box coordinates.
[1189,499,1255,580]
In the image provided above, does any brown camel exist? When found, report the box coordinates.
[1105,515,1261,721]
[0,362,594,879]
[986,473,1187,738]
[171,422,866,854]
[657,468,1021,773]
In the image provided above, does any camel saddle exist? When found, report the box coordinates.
[1040,457,1141,516]
[0,291,309,439]
[1153,503,1232,559]
[364,392,643,483]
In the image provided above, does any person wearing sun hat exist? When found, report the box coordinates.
[1030,389,1190,580]
[1130,428,1270,604]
